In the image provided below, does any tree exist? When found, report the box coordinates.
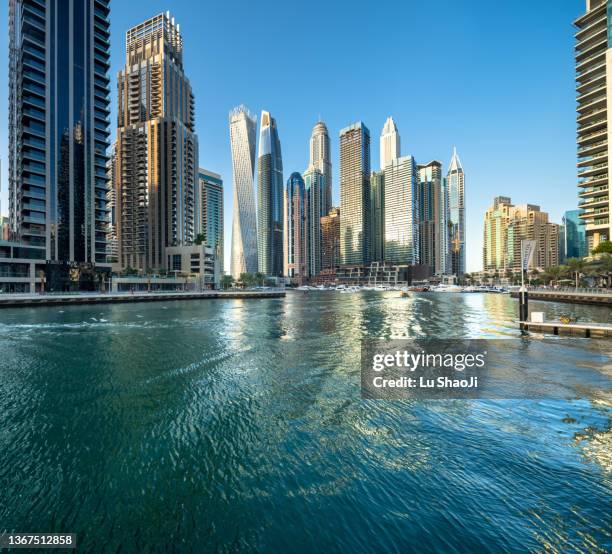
[566,257,585,289]
[592,240,612,254]
[194,233,206,246]
[239,272,255,287]
[587,254,612,288]
[220,275,234,289]
[545,266,561,286]
[123,266,138,276]
[254,272,265,286]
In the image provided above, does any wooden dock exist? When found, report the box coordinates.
[0,290,285,309]
[518,320,612,338]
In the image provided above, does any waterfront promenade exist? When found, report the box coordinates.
[510,287,612,306]
[0,289,285,308]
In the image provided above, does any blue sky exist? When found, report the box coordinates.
[0,1,585,272]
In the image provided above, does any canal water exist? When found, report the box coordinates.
[0,292,610,552]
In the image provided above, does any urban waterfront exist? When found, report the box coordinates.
[0,293,610,552]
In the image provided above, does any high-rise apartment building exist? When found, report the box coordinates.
[116,12,198,271]
[229,105,258,278]
[106,143,118,262]
[321,207,340,271]
[8,0,111,267]
[418,161,446,274]
[574,0,612,251]
[383,156,419,265]
[380,117,400,170]
[447,148,465,275]
[303,166,324,277]
[370,171,385,262]
[284,172,307,280]
[198,169,224,264]
[257,111,284,277]
[483,196,514,271]
[339,122,370,266]
[310,121,332,215]
[563,209,588,259]
[483,197,559,271]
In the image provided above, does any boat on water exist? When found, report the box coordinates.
[431,284,464,293]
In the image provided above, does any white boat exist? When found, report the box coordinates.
[431,284,463,293]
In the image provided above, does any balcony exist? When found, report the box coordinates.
[577,127,607,146]
[579,173,608,187]
[577,161,608,177]
[579,196,608,208]
[579,185,608,198]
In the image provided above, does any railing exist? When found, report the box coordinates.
[526,285,611,295]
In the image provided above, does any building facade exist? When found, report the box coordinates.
[339,122,371,266]
[8,0,111,269]
[380,116,400,170]
[303,166,324,277]
[370,171,385,262]
[417,161,446,274]
[116,12,198,271]
[563,209,588,259]
[321,207,340,271]
[574,0,612,251]
[310,121,332,216]
[383,155,419,265]
[447,148,465,275]
[106,143,118,263]
[229,105,258,278]
[198,169,223,264]
[257,111,284,277]
[284,173,307,280]
[483,196,514,271]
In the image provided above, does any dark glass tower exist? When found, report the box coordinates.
[257,110,284,277]
[8,0,111,266]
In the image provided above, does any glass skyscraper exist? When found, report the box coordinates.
[446,148,465,276]
[339,122,370,266]
[309,121,332,216]
[417,161,446,274]
[563,209,588,259]
[303,166,324,277]
[370,171,385,262]
[283,172,307,280]
[8,0,111,267]
[198,169,224,264]
[229,105,258,279]
[116,12,198,271]
[257,111,284,277]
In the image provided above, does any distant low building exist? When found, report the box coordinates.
[166,244,220,289]
[0,240,46,293]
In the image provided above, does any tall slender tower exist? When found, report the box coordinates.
[309,121,332,215]
[383,156,419,265]
[417,161,446,274]
[380,117,400,170]
[339,122,370,266]
[229,106,258,278]
[284,172,307,280]
[303,166,324,276]
[447,148,465,276]
[198,169,224,265]
[116,12,198,271]
[574,1,612,251]
[257,111,284,277]
[8,0,111,267]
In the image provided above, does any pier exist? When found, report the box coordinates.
[518,320,612,338]
[510,288,612,307]
[0,290,285,309]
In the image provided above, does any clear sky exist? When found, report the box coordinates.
[0,0,586,272]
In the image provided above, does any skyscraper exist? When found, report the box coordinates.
[229,106,258,278]
[8,0,111,267]
[563,209,588,259]
[321,207,340,271]
[303,166,324,277]
[483,196,514,271]
[284,172,307,280]
[383,156,419,265]
[574,1,612,251]
[198,169,224,264]
[370,171,385,262]
[418,161,446,274]
[116,12,198,271]
[339,122,370,266]
[447,148,465,276]
[380,116,400,170]
[309,121,332,215]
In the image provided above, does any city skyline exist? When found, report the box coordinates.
[0,1,586,273]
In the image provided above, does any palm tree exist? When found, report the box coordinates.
[587,254,612,288]
[220,275,234,290]
[566,258,585,289]
[254,272,265,286]
[545,266,561,286]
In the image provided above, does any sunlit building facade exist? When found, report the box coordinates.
[198,169,223,264]
[283,172,307,280]
[229,105,258,278]
[321,207,340,271]
[447,148,465,275]
[339,122,370,266]
[310,121,332,215]
[303,166,324,277]
[574,0,612,251]
[418,161,446,274]
[116,12,198,271]
[380,116,400,170]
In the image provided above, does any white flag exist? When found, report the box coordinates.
[522,240,537,270]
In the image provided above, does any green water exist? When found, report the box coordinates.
[0,292,610,552]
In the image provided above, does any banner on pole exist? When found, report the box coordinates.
[521,240,537,270]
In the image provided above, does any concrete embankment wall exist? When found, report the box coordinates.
[510,291,612,307]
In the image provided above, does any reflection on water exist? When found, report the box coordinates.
[0,292,610,553]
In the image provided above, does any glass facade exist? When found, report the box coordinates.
[8,0,111,265]
[563,209,588,259]
[284,173,307,279]
[447,149,465,275]
[198,169,224,265]
[303,167,325,277]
